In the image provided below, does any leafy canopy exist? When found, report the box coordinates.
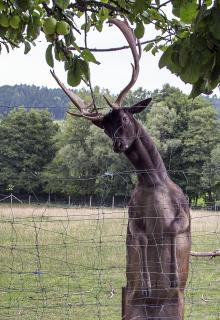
[0,107,59,193]
[1,0,220,97]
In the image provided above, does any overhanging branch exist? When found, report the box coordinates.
[69,36,171,53]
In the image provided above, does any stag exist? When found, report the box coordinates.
[51,18,191,320]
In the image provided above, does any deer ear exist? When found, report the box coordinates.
[129,98,152,114]
[92,119,104,129]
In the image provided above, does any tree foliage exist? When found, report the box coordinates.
[201,145,220,202]
[1,0,220,97]
[0,107,59,193]
[0,85,219,204]
[0,84,69,119]
[146,85,220,200]
[43,115,134,200]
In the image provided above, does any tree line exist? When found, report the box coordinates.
[0,84,69,119]
[0,84,220,120]
[0,84,220,205]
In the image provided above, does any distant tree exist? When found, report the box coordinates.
[146,85,220,202]
[201,145,220,203]
[124,87,151,121]
[0,84,69,119]
[43,115,134,201]
[0,108,59,194]
[43,84,220,202]
[181,101,220,200]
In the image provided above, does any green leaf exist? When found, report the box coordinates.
[159,46,173,69]
[64,59,72,71]
[159,43,182,74]
[96,20,103,32]
[180,57,201,84]
[81,21,91,32]
[134,21,145,39]
[189,78,208,98]
[179,38,190,68]
[81,49,100,64]
[45,44,54,68]
[133,0,147,13]
[144,42,154,52]
[172,5,180,18]
[209,8,220,40]
[151,46,158,55]
[55,0,70,9]
[27,16,41,41]
[0,26,7,37]
[180,0,198,24]
[24,41,31,54]
[64,29,76,47]
[78,59,90,81]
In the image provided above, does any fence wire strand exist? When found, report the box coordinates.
[0,171,220,320]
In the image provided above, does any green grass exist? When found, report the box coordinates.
[0,206,219,319]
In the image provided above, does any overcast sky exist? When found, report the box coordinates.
[0,21,216,96]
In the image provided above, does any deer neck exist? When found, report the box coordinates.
[124,125,168,186]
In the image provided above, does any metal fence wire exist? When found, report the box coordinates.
[0,171,220,320]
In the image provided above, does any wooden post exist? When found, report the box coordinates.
[122,287,126,320]
[29,195,31,205]
[89,196,92,208]
[112,195,115,209]
[68,195,71,206]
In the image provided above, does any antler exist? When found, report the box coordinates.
[50,70,104,121]
[104,18,142,109]
[51,19,141,118]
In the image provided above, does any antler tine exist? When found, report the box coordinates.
[109,19,141,107]
[50,69,87,113]
[50,70,104,121]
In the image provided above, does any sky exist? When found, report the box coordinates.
[0,21,214,96]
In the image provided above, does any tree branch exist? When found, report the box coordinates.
[157,0,172,9]
[69,36,171,53]
[69,0,130,15]
[191,249,220,258]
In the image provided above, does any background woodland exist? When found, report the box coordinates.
[0,84,220,205]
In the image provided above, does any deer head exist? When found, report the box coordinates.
[51,18,152,153]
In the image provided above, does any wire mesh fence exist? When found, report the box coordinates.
[0,172,220,320]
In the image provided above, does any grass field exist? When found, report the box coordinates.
[0,205,220,320]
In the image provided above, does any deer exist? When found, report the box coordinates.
[51,18,191,320]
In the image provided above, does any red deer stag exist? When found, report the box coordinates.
[51,18,191,320]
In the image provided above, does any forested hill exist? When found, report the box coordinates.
[0,84,220,120]
[0,84,69,119]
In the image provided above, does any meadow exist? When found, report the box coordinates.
[0,205,220,320]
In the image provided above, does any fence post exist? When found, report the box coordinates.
[90,196,92,208]
[122,286,126,320]
[112,195,115,209]
[68,195,71,206]
[29,195,31,205]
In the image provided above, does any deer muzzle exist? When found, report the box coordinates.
[113,139,128,153]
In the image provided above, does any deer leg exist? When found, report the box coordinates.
[170,235,179,288]
[140,236,151,297]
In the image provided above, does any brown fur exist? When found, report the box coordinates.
[101,106,191,320]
